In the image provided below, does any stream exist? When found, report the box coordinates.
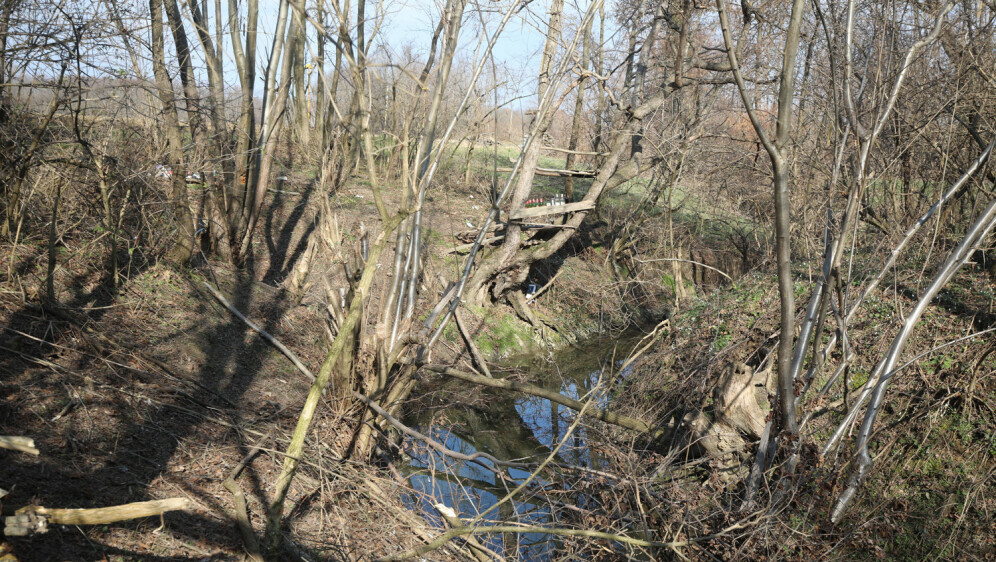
[402,331,643,560]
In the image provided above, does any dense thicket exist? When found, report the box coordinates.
[2,0,995,559]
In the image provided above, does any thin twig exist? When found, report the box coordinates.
[632,257,733,282]
[202,282,315,382]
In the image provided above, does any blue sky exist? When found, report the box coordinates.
[379,0,547,70]
[371,0,615,101]
[135,0,602,102]
[260,0,574,94]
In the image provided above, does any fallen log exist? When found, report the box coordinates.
[4,498,193,536]
[0,436,38,456]
[453,308,492,378]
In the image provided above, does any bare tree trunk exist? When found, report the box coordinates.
[162,0,229,265]
[592,2,605,154]
[323,0,350,149]
[236,0,305,262]
[292,24,310,146]
[228,0,258,254]
[564,15,593,202]
[833,196,996,520]
[162,0,206,160]
[188,0,234,259]
[354,0,469,460]
[716,0,807,441]
[149,0,196,264]
[315,0,325,144]
[471,0,564,305]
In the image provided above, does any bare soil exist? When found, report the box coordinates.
[0,168,461,561]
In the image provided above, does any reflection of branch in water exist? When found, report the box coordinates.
[405,465,552,522]
[366,393,631,488]
[405,434,589,521]
[442,401,559,462]
[383,375,605,561]
[403,463,530,501]
[356,391,529,473]
[205,279,663,558]
[421,363,665,436]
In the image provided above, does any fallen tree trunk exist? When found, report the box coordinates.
[453,308,492,377]
[508,200,595,221]
[5,498,193,536]
[445,235,504,254]
[0,436,38,455]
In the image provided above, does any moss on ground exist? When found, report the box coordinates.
[471,306,536,359]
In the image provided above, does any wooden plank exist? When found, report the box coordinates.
[509,200,594,221]
[495,167,596,178]
[541,146,608,156]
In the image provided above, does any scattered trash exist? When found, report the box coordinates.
[185,172,202,183]
[525,194,565,208]
[472,205,479,210]
[469,195,474,199]
[154,164,173,179]
[526,283,538,299]
[277,176,288,181]
[465,220,475,229]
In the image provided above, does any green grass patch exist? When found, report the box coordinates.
[475,309,534,359]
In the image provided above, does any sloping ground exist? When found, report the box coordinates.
[1,148,631,559]
[6,141,990,559]
[0,181,446,560]
[613,264,996,559]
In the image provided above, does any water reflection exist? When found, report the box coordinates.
[401,333,640,559]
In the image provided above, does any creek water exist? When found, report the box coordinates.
[401,331,643,560]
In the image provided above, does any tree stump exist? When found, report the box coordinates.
[688,362,770,482]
